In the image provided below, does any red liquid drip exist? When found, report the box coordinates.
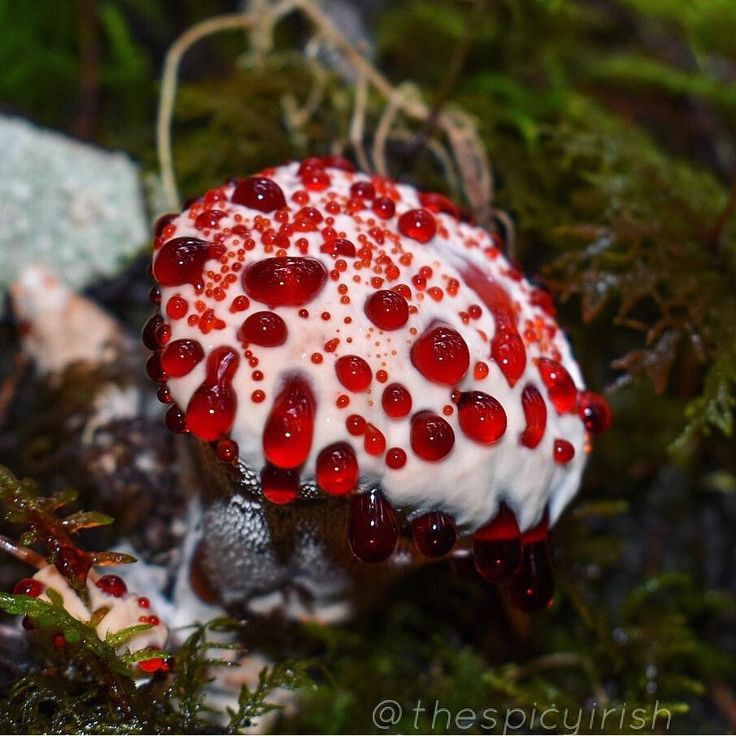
[186,346,239,441]
[261,463,300,504]
[508,515,554,612]
[335,355,372,392]
[238,311,288,347]
[320,238,356,257]
[553,439,575,464]
[472,503,521,582]
[231,177,286,212]
[161,339,204,377]
[96,574,128,598]
[520,385,547,449]
[263,376,316,468]
[142,314,164,350]
[491,327,527,387]
[458,391,507,444]
[153,237,224,287]
[577,391,612,434]
[13,578,44,597]
[351,181,375,200]
[381,383,413,418]
[364,289,409,330]
[348,489,399,563]
[398,208,437,243]
[410,412,455,460]
[243,257,327,306]
[412,511,456,557]
[165,404,187,433]
[372,197,396,219]
[411,325,469,385]
[418,191,459,218]
[536,358,577,413]
[316,442,359,495]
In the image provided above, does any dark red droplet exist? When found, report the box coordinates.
[398,208,437,243]
[335,355,372,392]
[153,237,225,287]
[13,578,44,597]
[364,289,409,331]
[263,376,315,468]
[411,412,455,461]
[418,192,459,218]
[577,391,612,434]
[154,213,178,238]
[473,503,521,583]
[145,352,167,383]
[186,347,239,441]
[348,489,398,563]
[243,257,327,306]
[194,209,227,230]
[411,325,469,385]
[238,311,288,347]
[372,197,396,219]
[520,384,547,449]
[261,463,300,504]
[216,438,239,463]
[161,339,204,377]
[412,511,456,557]
[350,181,375,200]
[142,314,164,350]
[381,383,413,418]
[385,447,407,468]
[553,439,575,464]
[165,404,188,433]
[458,391,507,444]
[507,514,554,613]
[536,358,577,413]
[95,574,128,598]
[316,442,359,495]
[320,238,356,257]
[231,177,287,212]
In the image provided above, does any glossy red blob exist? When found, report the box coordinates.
[194,209,227,230]
[161,339,204,377]
[473,503,521,583]
[316,442,359,495]
[165,404,187,433]
[364,424,387,456]
[411,325,470,385]
[536,358,577,413]
[153,237,224,287]
[142,314,164,350]
[410,412,455,461]
[185,346,239,441]
[372,197,396,219]
[216,438,239,463]
[458,391,507,444]
[261,464,300,504]
[577,391,612,434]
[348,489,399,563]
[385,447,407,469]
[13,578,44,597]
[263,377,315,468]
[350,181,375,200]
[412,511,456,557]
[231,177,286,212]
[398,208,437,243]
[145,352,167,383]
[491,329,527,387]
[418,191,459,218]
[95,574,128,598]
[320,238,356,257]
[301,167,331,191]
[364,289,409,330]
[238,311,288,347]
[335,355,372,392]
[507,514,554,612]
[553,439,575,464]
[381,383,413,418]
[154,212,177,238]
[520,384,547,449]
[243,257,327,307]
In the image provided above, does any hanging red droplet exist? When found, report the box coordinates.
[238,311,288,347]
[398,208,437,243]
[263,376,315,468]
[577,391,612,434]
[320,238,356,257]
[553,439,575,464]
[381,383,413,418]
[186,346,239,441]
[142,314,164,350]
[13,578,44,597]
[536,358,577,413]
[472,503,521,582]
[507,513,554,613]
[217,438,239,463]
[364,289,409,330]
[316,442,359,495]
[231,177,287,212]
[95,574,128,598]
[412,511,456,557]
[348,489,398,563]
[363,423,387,456]
[153,237,225,287]
[411,325,469,385]
[418,192,459,218]
[243,257,327,306]
[165,404,188,433]
[458,391,507,444]
[261,463,300,504]
[335,355,372,392]
[161,339,205,377]
[520,384,547,449]
[410,412,455,460]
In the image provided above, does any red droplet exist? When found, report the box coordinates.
[385,447,407,469]
[458,391,507,444]
[138,597,150,609]
[153,237,224,287]
[507,514,554,612]
[398,208,437,243]
[166,295,188,319]
[372,197,396,219]
[142,314,164,350]
[53,633,67,648]
[194,209,227,230]
[418,192,458,218]
[154,213,178,238]
[301,167,331,191]
[412,511,456,557]
[145,352,167,383]
[410,412,455,461]
[364,424,387,456]
[161,339,204,377]
[364,289,409,331]
[473,504,521,582]
[186,347,239,441]
[335,355,372,392]
[381,383,413,418]
[138,657,166,674]
[536,358,577,413]
[316,442,359,495]
[346,414,366,436]
[13,578,44,597]
[411,325,469,385]
[491,329,527,387]
[577,391,612,434]
[217,438,239,463]
[261,463,300,504]
[231,177,286,212]
[530,287,557,317]
[263,376,315,468]
[553,439,575,464]
[320,238,356,257]
[350,181,375,200]
[348,489,398,563]
[95,574,128,598]
[238,311,288,347]
[243,257,327,306]
[165,404,187,433]
[520,385,547,449]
